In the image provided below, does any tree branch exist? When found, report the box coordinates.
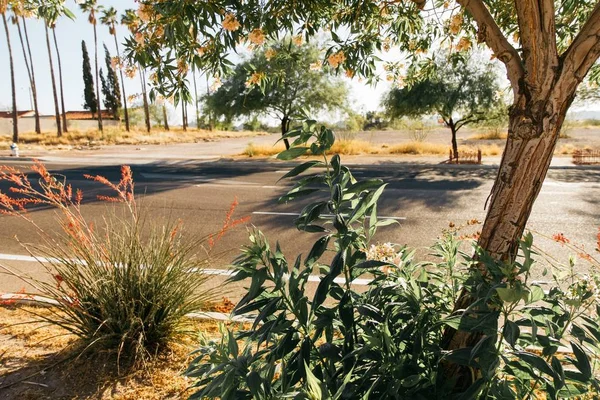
[457,0,524,95]
[558,2,600,92]
[455,113,487,131]
[514,0,558,95]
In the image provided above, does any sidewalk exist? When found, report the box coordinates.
[0,141,590,169]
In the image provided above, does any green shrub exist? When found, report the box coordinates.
[0,164,217,362]
[186,122,600,399]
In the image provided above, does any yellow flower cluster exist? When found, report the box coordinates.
[327,51,346,68]
[177,59,188,75]
[137,4,153,23]
[134,32,145,46]
[125,66,137,79]
[248,28,265,45]
[222,13,240,31]
[149,73,158,83]
[449,13,463,35]
[265,48,277,61]
[345,69,354,78]
[383,37,391,52]
[245,71,265,88]
[197,46,208,56]
[292,35,303,46]
[309,60,322,71]
[456,37,472,51]
[210,77,223,91]
[111,56,121,70]
[365,243,403,274]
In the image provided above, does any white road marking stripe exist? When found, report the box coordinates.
[0,254,373,286]
[252,211,406,220]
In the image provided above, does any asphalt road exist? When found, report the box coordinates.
[0,159,598,300]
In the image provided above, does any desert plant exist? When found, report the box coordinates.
[0,163,245,362]
[186,122,600,399]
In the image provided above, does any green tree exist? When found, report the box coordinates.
[100,6,130,131]
[204,40,348,149]
[384,53,501,159]
[81,40,97,116]
[52,23,67,132]
[1,1,18,143]
[134,0,600,391]
[100,44,121,119]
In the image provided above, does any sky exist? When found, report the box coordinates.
[1,1,597,124]
[0,0,387,124]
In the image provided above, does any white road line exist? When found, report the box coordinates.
[252,211,406,220]
[0,253,372,286]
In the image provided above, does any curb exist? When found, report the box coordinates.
[0,293,254,323]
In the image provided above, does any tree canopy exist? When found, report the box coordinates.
[204,40,348,145]
[383,52,502,157]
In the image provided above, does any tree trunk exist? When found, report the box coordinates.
[182,102,187,131]
[163,105,169,130]
[442,88,574,390]
[113,31,129,132]
[449,122,458,162]
[139,66,151,133]
[281,115,291,150]
[93,23,103,132]
[16,18,40,134]
[52,28,68,133]
[193,69,200,128]
[2,13,18,143]
[44,23,62,137]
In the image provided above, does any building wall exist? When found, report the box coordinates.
[0,117,119,136]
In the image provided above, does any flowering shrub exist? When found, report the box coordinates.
[186,122,600,399]
[0,162,246,362]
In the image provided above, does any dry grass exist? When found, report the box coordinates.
[469,131,508,140]
[330,139,382,155]
[0,305,227,399]
[1,127,267,148]
[243,142,287,157]
[388,141,450,155]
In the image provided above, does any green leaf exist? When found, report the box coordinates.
[570,341,592,381]
[503,320,520,347]
[306,236,331,266]
[277,147,309,160]
[513,351,555,377]
[279,160,323,181]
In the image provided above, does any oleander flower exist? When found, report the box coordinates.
[248,28,265,45]
[265,48,277,61]
[222,13,240,31]
[327,51,346,68]
[245,72,265,88]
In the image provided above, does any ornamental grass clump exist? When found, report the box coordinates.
[0,162,228,362]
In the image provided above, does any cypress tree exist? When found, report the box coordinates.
[82,40,97,117]
[103,44,121,119]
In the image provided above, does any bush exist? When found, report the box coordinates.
[0,163,236,362]
[186,122,600,399]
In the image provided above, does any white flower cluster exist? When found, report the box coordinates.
[365,243,403,273]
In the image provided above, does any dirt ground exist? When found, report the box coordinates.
[0,305,232,400]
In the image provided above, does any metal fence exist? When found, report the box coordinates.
[572,149,600,165]
[448,149,482,164]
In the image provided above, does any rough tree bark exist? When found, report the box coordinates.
[447,117,458,161]
[443,0,600,391]
[44,23,62,137]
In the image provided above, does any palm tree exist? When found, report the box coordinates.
[52,25,68,132]
[1,2,18,143]
[37,1,73,137]
[79,0,103,132]
[11,3,40,134]
[101,6,129,131]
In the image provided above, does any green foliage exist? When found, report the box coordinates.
[383,53,501,131]
[81,40,97,115]
[203,40,348,133]
[101,44,122,119]
[186,122,600,399]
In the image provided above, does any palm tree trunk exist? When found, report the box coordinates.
[193,69,200,128]
[2,13,18,143]
[112,30,129,131]
[52,28,68,133]
[181,101,187,131]
[16,18,40,134]
[44,24,61,136]
[163,105,169,130]
[139,65,151,132]
[21,18,40,133]
[93,23,103,131]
